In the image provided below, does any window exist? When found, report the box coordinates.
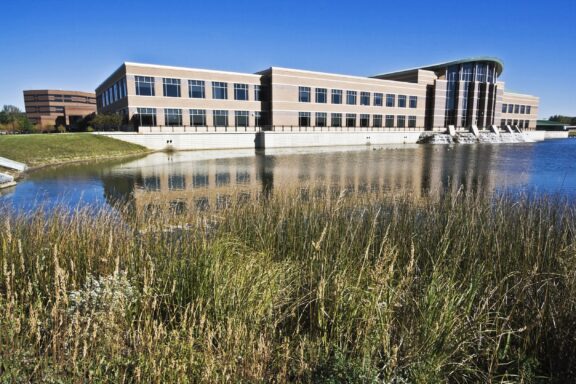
[193,173,208,188]
[236,171,250,184]
[234,83,249,100]
[255,111,262,127]
[500,119,506,127]
[507,104,513,113]
[143,176,160,192]
[408,115,417,128]
[385,115,394,128]
[212,82,228,100]
[526,106,531,114]
[316,112,327,127]
[346,91,357,105]
[373,114,382,128]
[164,109,182,126]
[235,111,249,126]
[514,104,520,114]
[299,87,311,102]
[502,103,507,113]
[213,110,229,126]
[520,105,526,114]
[386,94,395,107]
[409,96,417,109]
[346,113,356,127]
[374,93,383,106]
[135,76,155,96]
[360,92,370,106]
[169,174,186,191]
[397,115,406,128]
[398,95,407,108]
[315,88,327,103]
[525,120,530,128]
[190,109,206,126]
[163,78,181,97]
[189,80,205,98]
[299,112,311,126]
[360,114,369,127]
[331,89,342,104]
[216,173,230,186]
[120,78,127,98]
[254,85,261,101]
[331,113,342,127]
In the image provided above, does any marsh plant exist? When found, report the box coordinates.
[1,187,576,382]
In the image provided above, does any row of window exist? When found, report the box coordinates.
[298,87,418,108]
[136,107,262,127]
[501,103,532,115]
[100,78,128,107]
[140,171,253,192]
[298,112,418,128]
[25,94,96,104]
[134,76,262,101]
[26,106,65,114]
[500,119,531,129]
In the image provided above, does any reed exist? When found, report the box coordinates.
[1,187,575,382]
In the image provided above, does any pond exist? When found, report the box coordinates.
[2,139,576,213]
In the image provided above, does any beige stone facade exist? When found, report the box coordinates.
[95,58,539,132]
[23,90,96,129]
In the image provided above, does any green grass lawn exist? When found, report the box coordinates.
[0,133,149,167]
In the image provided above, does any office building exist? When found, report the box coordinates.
[96,57,538,131]
[23,90,97,128]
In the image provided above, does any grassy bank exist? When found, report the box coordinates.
[1,189,576,382]
[0,133,149,167]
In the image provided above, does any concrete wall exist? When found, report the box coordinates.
[523,131,547,141]
[543,131,569,139]
[98,132,256,151]
[262,131,422,148]
[98,130,423,151]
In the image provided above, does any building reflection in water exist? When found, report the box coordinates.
[102,145,532,213]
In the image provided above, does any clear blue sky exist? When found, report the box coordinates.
[1,0,574,118]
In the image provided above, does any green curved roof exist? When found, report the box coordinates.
[373,56,504,78]
[420,57,504,76]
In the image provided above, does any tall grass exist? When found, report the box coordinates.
[1,187,576,382]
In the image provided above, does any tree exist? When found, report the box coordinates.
[549,115,573,124]
[90,113,123,131]
[2,105,21,114]
[0,104,28,133]
[18,115,35,133]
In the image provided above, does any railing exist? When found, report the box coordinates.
[264,125,427,133]
[129,125,536,135]
[138,126,262,134]
[137,125,431,134]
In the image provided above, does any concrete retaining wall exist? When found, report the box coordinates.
[98,129,563,152]
[97,132,256,151]
[543,131,569,139]
[523,131,546,141]
[261,131,422,148]
[99,131,422,150]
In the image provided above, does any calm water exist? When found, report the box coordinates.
[2,139,576,213]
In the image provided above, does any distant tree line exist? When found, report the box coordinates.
[0,105,34,133]
[0,104,126,134]
[549,115,576,125]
